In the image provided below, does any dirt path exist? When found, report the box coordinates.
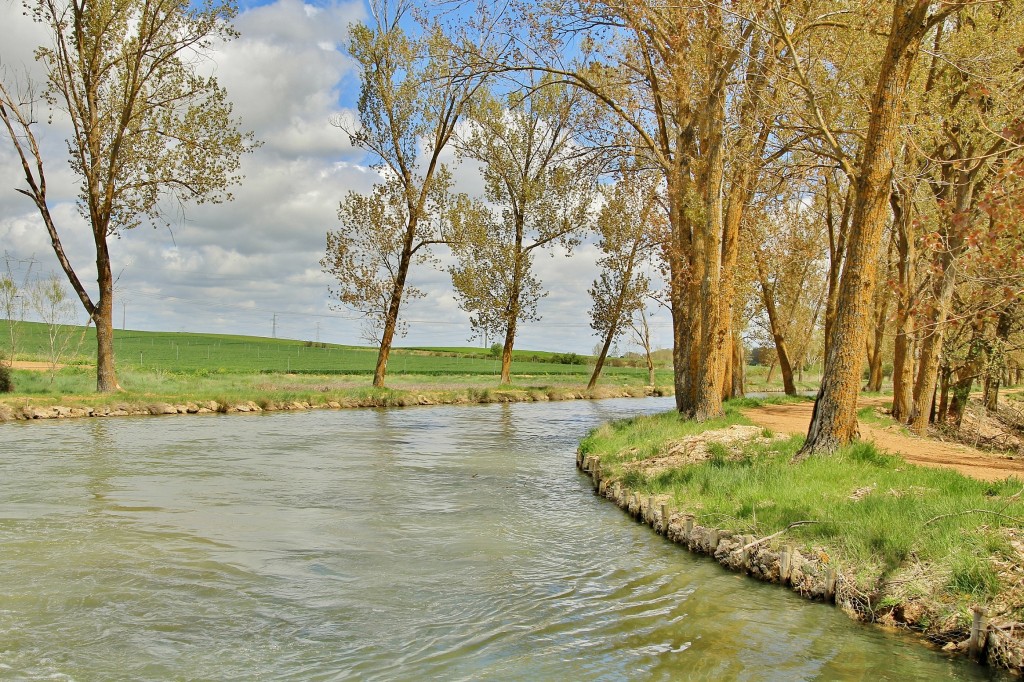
[742,398,1024,482]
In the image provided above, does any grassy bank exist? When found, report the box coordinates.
[2,322,835,401]
[578,400,1024,671]
[0,322,678,416]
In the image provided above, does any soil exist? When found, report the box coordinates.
[8,360,69,371]
[742,396,1024,483]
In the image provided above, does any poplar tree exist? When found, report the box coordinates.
[448,80,595,384]
[325,0,486,387]
[0,0,255,392]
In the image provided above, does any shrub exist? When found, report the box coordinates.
[0,362,13,393]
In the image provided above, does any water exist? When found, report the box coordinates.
[0,398,1002,680]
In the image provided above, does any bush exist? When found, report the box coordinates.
[0,363,13,393]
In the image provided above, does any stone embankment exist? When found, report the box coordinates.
[0,386,670,423]
[576,448,1024,675]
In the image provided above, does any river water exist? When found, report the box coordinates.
[0,398,1003,680]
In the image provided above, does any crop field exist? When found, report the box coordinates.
[3,321,669,381]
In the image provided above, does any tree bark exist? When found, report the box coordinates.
[692,10,729,422]
[756,256,797,396]
[909,178,975,434]
[731,331,745,398]
[889,184,916,421]
[372,217,417,388]
[800,0,933,458]
[94,240,119,392]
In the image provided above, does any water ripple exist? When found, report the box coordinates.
[0,398,1001,680]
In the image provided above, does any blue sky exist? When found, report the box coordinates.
[0,0,671,354]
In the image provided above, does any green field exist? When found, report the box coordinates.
[1,320,673,387]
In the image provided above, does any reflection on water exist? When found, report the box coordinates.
[0,399,1004,680]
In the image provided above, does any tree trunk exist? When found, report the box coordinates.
[822,177,853,363]
[890,187,916,421]
[668,168,695,414]
[909,182,975,434]
[948,318,991,428]
[372,242,414,389]
[588,331,614,390]
[864,271,890,393]
[936,364,950,424]
[756,255,797,396]
[94,239,120,392]
[800,0,932,457]
[731,332,745,398]
[692,26,728,422]
[983,302,1016,412]
[500,318,517,385]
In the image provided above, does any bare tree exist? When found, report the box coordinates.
[29,271,84,379]
[1,253,35,368]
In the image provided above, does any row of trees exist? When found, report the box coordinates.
[324,0,1024,456]
[2,0,1021,458]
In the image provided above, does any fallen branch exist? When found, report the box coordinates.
[738,521,820,552]
[923,509,1024,527]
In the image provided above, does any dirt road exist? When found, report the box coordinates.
[742,399,1024,482]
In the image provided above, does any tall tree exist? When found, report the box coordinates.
[0,0,255,391]
[786,0,968,457]
[448,80,595,384]
[587,169,660,389]
[517,0,779,419]
[329,0,487,387]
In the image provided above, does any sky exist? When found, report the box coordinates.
[0,0,672,355]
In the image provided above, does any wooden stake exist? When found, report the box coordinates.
[780,544,793,585]
[969,605,988,661]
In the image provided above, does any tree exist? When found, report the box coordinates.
[29,271,84,379]
[902,4,1024,435]
[0,0,255,392]
[751,199,828,397]
[328,2,486,388]
[516,1,781,420]
[448,80,595,384]
[587,169,660,389]
[788,0,968,457]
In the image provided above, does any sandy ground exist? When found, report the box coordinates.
[8,361,65,371]
[742,397,1024,482]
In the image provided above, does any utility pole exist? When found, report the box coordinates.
[272,313,277,339]
[315,321,321,343]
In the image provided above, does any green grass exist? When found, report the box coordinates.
[2,321,671,382]
[581,406,1024,611]
[0,321,678,409]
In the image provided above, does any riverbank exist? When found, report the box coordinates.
[577,402,1024,674]
[0,378,672,422]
